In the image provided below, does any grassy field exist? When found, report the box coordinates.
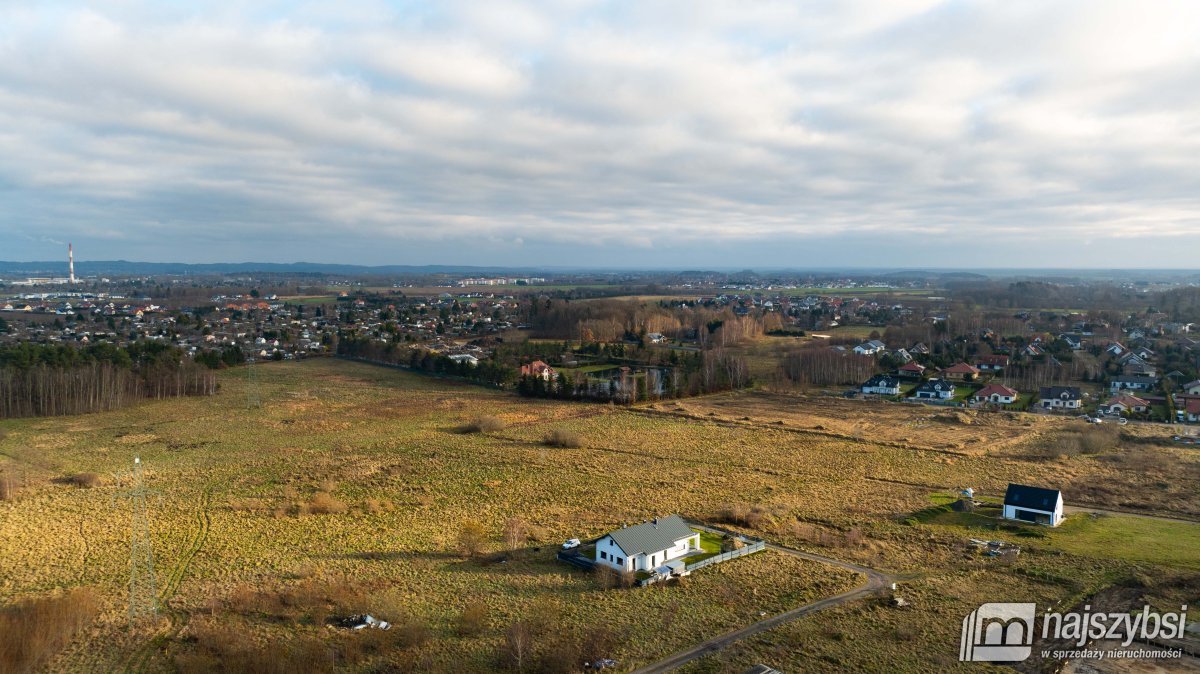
[1,359,1197,672]
[914,503,1200,571]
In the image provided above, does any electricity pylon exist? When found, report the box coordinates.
[246,357,261,408]
[113,456,159,623]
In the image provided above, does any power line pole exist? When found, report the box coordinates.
[246,357,261,408]
[114,456,159,624]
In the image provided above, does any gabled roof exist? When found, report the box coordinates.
[915,379,954,393]
[1038,386,1081,400]
[941,362,980,375]
[974,384,1018,398]
[898,361,926,372]
[1004,483,1061,511]
[1104,394,1149,408]
[1184,379,1200,389]
[604,515,694,556]
[1110,375,1157,384]
[863,374,899,388]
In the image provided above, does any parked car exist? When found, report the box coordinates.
[562,538,581,550]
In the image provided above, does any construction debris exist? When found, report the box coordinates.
[334,614,391,631]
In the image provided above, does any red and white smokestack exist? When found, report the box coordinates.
[69,243,75,284]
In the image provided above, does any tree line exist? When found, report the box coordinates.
[0,342,217,418]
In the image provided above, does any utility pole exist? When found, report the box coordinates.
[246,357,261,408]
[114,457,159,623]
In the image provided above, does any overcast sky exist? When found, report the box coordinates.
[2,1,1198,268]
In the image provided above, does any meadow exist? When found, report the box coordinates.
[0,359,1196,672]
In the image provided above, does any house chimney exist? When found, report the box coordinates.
[68,243,75,284]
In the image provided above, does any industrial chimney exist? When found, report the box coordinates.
[68,243,75,284]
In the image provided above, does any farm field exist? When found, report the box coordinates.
[1,359,1198,672]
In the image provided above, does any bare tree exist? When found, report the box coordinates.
[500,620,535,671]
[503,517,527,551]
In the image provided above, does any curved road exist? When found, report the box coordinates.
[630,523,893,674]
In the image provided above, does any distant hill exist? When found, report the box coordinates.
[0,260,555,276]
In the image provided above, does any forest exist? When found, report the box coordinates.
[0,342,217,418]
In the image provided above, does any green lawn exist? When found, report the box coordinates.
[950,383,983,403]
[913,499,1200,571]
[682,530,724,565]
[1045,514,1200,570]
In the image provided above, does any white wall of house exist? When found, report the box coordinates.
[863,385,900,395]
[977,393,1016,404]
[1002,498,1063,527]
[594,536,632,571]
[1041,398,1081,409]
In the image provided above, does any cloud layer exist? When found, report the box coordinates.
[2,1,1199,267]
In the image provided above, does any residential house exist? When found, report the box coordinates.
[909,342,930,355]
[940,362,981,382]
[646,332,666,344]
[1108,375,1158,394]
[897,361,926,378]
[1058,334,1083,350]
[1002,483,1064,527]
[891,348,913,364]
[972,384,1019,405]
[1183,380,1200,396]
[519,360,557,381]
[853,340,887,356]
[913,379,956,400]
[1038,386,1082,410]
[1122,359,1158,378]
[974,354,1010,372]
[1099,394,1150,415]
[1185,399,1200,423]
[1105,342,1127,357]
[593,515,701,573]
[861,374,901,396]
[1022,343,1045,357]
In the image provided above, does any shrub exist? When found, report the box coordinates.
[457,520,488,558]
[0,471,18,501]
[457,601,488,637]
[306,492,347,515]
[175,622,336,674]
[0,588,101,674]
[459,416,505,433]
[391,616,431,650]
[64,472,103,488]
[543,428,583,448]
[593,565,635,590]
[716,503,775,529]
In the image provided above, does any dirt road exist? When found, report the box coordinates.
[629,523,893,674]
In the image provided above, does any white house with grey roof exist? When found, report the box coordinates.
[594,515,700,573]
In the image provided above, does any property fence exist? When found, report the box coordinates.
[556,550,595,571]
[685,540,766,572]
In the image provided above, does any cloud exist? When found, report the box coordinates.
[0,0,1198,267]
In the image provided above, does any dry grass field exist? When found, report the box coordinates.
[1,359,1197,673]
